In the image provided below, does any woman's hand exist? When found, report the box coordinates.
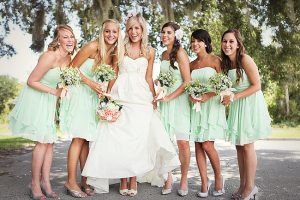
[52,88,63,97]
[152,101,158,110]
[199,92,213,103]
[155,95,171,102]
[189,95,198,103]
[154,79,159,86]
[88,80,103,95]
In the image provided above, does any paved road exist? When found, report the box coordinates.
[0,139,299,200]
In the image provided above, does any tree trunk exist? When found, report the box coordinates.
[159,0,174,22]
[97,0,120,25]
[55,0,67,24]
[285,82,290,116]
[30,1,45,52]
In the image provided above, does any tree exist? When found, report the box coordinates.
[0,75,20,116]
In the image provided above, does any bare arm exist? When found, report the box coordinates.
[160,48,191,102]
[27,52,62,97]
[146,48,156,97]
[70,41,102,94]
[222,54,261,105]
[107,51,119,94]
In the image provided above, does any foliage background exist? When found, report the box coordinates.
[0,0,299,125]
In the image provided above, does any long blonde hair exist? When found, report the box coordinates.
[48,24,77,54]
[93,19,124,70]
[124,13,150,58]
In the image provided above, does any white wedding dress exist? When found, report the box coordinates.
[82,56,180,193]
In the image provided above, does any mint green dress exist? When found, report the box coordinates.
[9,67,60,143]
[226,69,272,145]
[190,68,227,142]
[158,60,190,141]
[59,59,99,141]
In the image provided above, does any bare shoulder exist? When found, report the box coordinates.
[241,54,256,69]
[148,46,155,54]
[177,47,188,56]
[38,51,56,64]
[83,40,99,52]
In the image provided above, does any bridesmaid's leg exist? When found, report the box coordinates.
[66,138,85,192]
[177,140,190,191]
[31,143,48,197]
[79,141,94,195]
[195,142,209,192]
[202,141,222,191]
[41,144,57,196]
[241,143,257,198]
[235,145,245,195]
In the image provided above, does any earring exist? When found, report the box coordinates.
[58,42,60,46]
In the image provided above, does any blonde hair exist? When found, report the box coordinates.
[93,19,124,70]
[48,24,77,54]
[124,13,150,58]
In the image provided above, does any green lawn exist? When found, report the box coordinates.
[0,124,299,153]
[0,136,35,151]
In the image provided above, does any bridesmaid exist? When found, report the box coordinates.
[189,29,227,197]
[221,29,271,200]
[60,19,123,198]
[9,25,76,200]
[156,22,191,196]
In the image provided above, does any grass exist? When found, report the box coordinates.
[0,124,299,153]
[0,136,35,152]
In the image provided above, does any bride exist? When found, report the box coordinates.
[82,13,180,196]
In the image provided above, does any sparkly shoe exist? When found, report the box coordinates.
[128,183,137,197]
[28,186,46,200]
[239,186,258,200]
[197,179,212,198]
[41,183,58,198]
[212,175,225,197]
[161,178,173,195]
[64,184,87,198]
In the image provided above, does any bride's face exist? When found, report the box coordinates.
[127,20,143,43]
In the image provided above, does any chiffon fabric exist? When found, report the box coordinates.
[226,69,272,145]
[59,59,99,141]
[9,67,61,143]
[158,60,190,141]
[82,56,180,193]
[189,67,227,142]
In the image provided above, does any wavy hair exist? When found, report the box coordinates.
[191,29,212,53]
[221,29,246,84]
[93,19,124,70]
[48,24,77,54]
[123,13,150,58]
[161,22,181,70]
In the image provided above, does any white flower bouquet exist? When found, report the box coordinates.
[155,71,176,100]
[208,73,236,102]
[185,79,210,112]
[59,67,81,98]
[94,64,116,94]
[96,96,122,122]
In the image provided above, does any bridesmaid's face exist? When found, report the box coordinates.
[127,20,143,43]
[103,22,119,45]
[58,29,75,53]
[222,33,239,57]
[161,26,175,46]
[191,37,206,54]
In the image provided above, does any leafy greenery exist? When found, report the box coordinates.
[0,136,35,151]
[0,75,21,122]
[0,0,299,124]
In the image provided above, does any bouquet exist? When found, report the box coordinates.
[96,96,122,122]
[59,67,81,98]
[94,64,116,94]
[208,73,236,102]
[185,79,210,112]
[155,71,176,100]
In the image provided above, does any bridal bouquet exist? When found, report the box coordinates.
[208,73,236,102]
[59,67,81,98]
[155,71,176,100]
[94,64,116,94]
[185,80,210,112]
[96,96,122,122]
